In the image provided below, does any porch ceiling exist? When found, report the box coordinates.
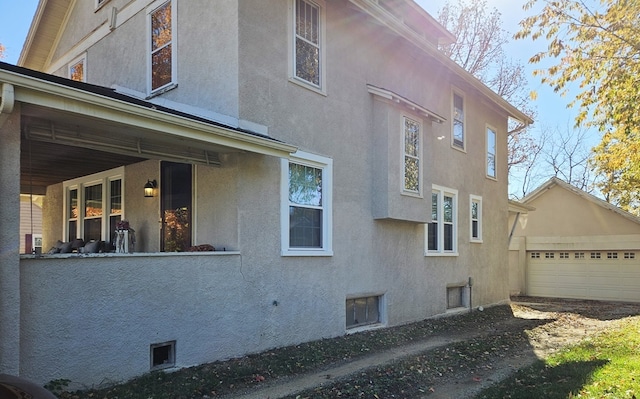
[19,101,234,195]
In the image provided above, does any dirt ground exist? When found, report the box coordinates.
[225,296,640,399]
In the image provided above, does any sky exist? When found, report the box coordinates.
[0,0,599,196]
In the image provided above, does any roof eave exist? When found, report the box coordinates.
[0,68,297,159]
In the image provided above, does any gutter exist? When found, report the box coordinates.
[0,83,15,128]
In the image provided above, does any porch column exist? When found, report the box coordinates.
[0,104,21,374]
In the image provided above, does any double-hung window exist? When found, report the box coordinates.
[403,116,422,195]
[148,0,176,94]
[427,185,458,255]
[470,195,482,242]
[452,91,465,150]
[291,0,325,92]
[64,167,124,245]
[281,151,332,256]
[486,126,497,179]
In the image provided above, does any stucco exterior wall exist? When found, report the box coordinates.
[235,0,511,311]
[0,106,21,374]
[514,185,640,237]
[14,0,517,387]
[51,0,241,118]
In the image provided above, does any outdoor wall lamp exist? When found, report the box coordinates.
[144,179,157,197]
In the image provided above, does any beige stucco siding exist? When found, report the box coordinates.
[515,185,640,237]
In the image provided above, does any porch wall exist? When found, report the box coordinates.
[0,105,21,374]
[19,252,343,388]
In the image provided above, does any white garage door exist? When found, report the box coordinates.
[527,250,640,302]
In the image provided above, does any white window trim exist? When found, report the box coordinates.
[401,114,423,197]
[147,0,178,96]
[68,53,87,82]
[288,0,327,95]
[281,151,333,256]
[486,124,497,180]
[95,0,110,11]
[470,194,483,243]
[451,88,466,152]
[63,166,125,243]
[425,184,458,256]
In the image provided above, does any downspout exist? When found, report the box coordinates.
[0,83,15,128]
[508,212,521,246]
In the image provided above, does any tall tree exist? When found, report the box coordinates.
[437,0,537,176]
[516,0,640,213]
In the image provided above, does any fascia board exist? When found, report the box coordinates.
[1,70,297,158]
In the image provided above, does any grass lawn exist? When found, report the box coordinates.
[475,317,640,399]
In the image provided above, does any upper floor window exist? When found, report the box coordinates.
[69,54,86,82]
[291,0,325,92]
[427,185,458,256]
[470,195,482,242]
[63,167,124,246]
[487,126,497,179]
[403,116,422,195]
[148,0,176,94]
[452,91,465,150]
[281,151,333,256]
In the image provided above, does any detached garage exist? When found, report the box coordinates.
[509,178,640,302]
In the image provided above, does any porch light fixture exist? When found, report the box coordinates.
[144,179,157,197]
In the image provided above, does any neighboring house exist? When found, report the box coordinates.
[0,0,531,388]
[509,177,640,302]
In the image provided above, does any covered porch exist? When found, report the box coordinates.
[0,62,296,384]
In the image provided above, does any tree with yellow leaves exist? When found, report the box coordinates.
[516,0,640,214]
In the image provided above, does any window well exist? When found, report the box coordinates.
[150,341,175,370]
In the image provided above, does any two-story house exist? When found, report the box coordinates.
[0,0,531,388]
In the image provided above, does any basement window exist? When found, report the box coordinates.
[446,285,467,310]
[150,341,175,370]
[346,295,381,329]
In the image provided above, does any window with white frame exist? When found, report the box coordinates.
[470,195,482,242]
[426,185,458,255]
[291,0,325,91]
[452,91,465,150]
[486,126,497,179]
[148,0,176,94]
[68,54,86,82]
[63,167,124,245]
[403,116,422,195]
[281,151,332,256]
